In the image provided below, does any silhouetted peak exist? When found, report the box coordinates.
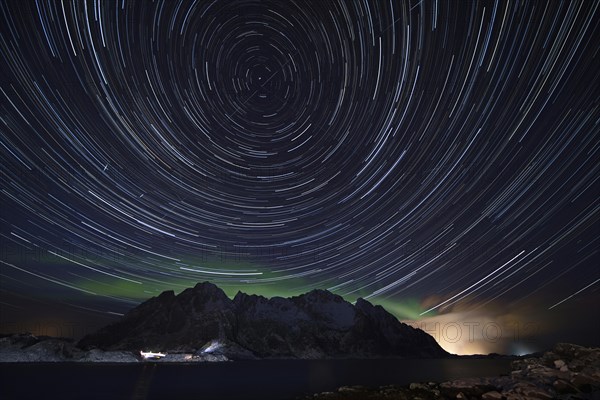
[157,290,175,301]
[187,281,227,299]
[233,290,245,302]
[297,288,344,303]
[355,297,374,309]
[233,291,266,305]
[193,281,220,292]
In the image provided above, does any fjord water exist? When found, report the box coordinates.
[0,358,511,400]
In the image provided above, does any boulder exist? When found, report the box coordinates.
[482,391,502,399]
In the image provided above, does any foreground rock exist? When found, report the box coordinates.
[299,343,600,399]
[0,333,139,362]
[78,282,447,359]
[0,333,236,362]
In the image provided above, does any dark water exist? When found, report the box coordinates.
[0,358,512,400]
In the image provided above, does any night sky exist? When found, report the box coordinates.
[1,0,598,355]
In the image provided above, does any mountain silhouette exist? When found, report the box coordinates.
[79,282,448,359]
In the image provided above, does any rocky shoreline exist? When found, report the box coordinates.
[2,334,599,400]
[298,343,600,400]
[0,333,229,362]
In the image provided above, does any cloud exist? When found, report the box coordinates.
[403,299,552,355]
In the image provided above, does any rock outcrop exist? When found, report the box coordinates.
[78,282,448,359]
[300,343,600,399]
[0,333,138,362]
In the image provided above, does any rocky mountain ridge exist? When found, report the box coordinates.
[77,281,448,359]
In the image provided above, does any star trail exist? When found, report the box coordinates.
[1,0,598,354]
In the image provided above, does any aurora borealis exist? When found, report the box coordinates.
[1,0,598,355]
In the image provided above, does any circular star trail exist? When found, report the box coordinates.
[0,0,598,326]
